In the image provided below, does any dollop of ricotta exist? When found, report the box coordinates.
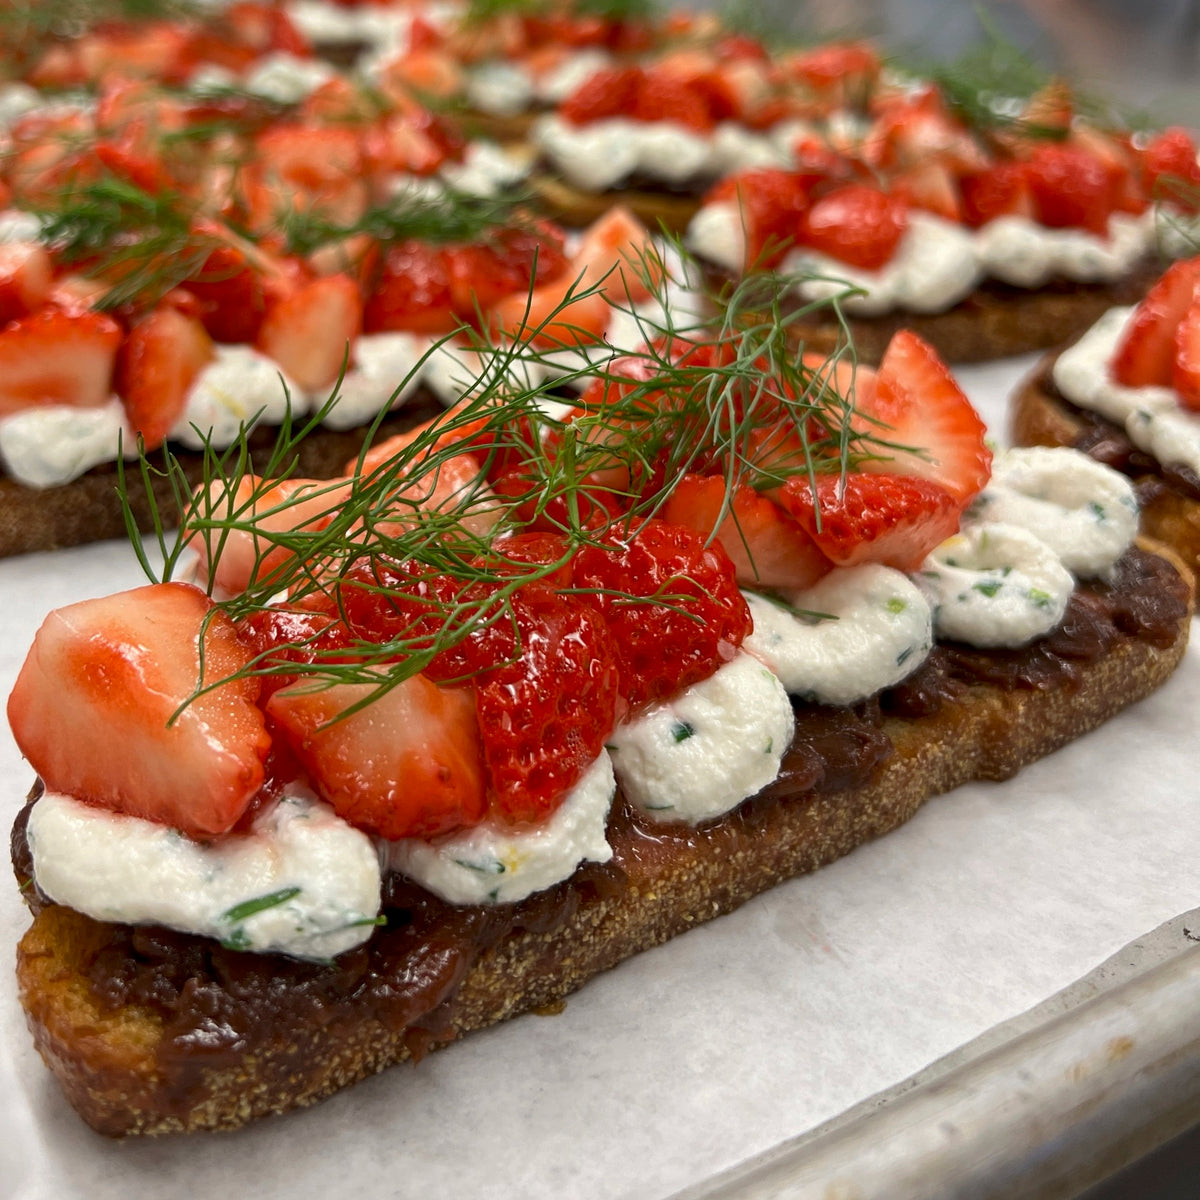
[388,751,615,905]
[742,566,933,705]
[28,790,383,961]
[606,651,794,825]
[917,522,1074,648]
[976,446,1137,577]
[242,52,336,103]
[0,398,133,488]
[318,332,432,430]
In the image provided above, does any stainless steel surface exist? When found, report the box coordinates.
[676,915,1200,1200]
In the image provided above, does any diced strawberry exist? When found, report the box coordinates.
[236,599,358,701]
[1141,127,1200,212]
[959,161,1035,227]
[1071,127,1145,215]
[0,309,122,416]
[115,306,215,451]
[8,582,270,839]
[561,65,642,126]
[1026,143,1122,235]
[185,243,267,344]
[460,586,621,825]
[0,243,53,326]
[488,284,611,348]
[363,240,457,334]
[1173,296,1200,411]
[706,168,814,268]
[573,519,751,711]
[860,330,992,504]
[634,70,716,132]
[797,184,908,271]
[865,90,987,173]
[251,124,367,226]
[662,474,834,591]
[268,673,485,841]
[224,2,312,56]
[188,475,349,596]
[891,161,962,222]
[1112,259,1200,388]
[257,273,363,393]
[788,41,880,98]
[568,205,660,303]
[445,221,569,318]
[380,49,464,102]
[776,472,962,570]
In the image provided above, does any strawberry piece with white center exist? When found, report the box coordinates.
[256,273,363,393]
[7,582,270,840]
[1112,258,1200,388]
[858,329,992,505]
[0,242,53,326]
[569,205,661,304]
[0,309,122,416]
[662,474,834,591]
[115,305,215,450]
[776,472,962,572]
[268,673,485,841]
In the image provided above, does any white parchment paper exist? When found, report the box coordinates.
[4,354,1199,1200]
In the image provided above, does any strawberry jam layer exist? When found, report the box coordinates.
[1042,366,1200,503]
[8,546,1187,1119]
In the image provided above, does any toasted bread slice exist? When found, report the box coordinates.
[12,541,1192,1136]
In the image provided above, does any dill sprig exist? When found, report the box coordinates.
[125,245,892,717]
[280,186,530,258]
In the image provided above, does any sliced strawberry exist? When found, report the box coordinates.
[891,161,962,222]
[561,65,642,126]
[488,284,611,348]
[0,309,122,416]
[0,243,53,326]
[573,519,751,711]
[1112,259,1200,388]
[959,161,1035,227]
[797,184,908,271]
[363,240,457,334]
[568,205,660,303]
[706,168,814,268]
[776,472,962,570]
[634,70,716,132]
[859,330,991,504]
[236,598,357,702]
[186,243,267,344]
[788,41,880,98]
[1026,143,1122,236]
[662,474,834,591]
[257,273,363,393]
[445,221,569,318]
[188,475,349,596]
[268,673,485,841]
[115,306,215,450]
[8,582,269,839]
[1174,296,1200,410]
[1141,127,1200,211]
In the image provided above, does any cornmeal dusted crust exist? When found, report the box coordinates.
[1012,365,1200,581]
[14,540,1192,1136]
[0,395,442,558]
[783,264,1163,364]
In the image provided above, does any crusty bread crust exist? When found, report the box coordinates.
[1012,366,1200,582]
[14,546,1193,1136]
[0,397,442,558]
[784,264,1162,364]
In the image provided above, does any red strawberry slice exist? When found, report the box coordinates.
[1173,296,1200,410]
[115,306,215,450]
[634,70,716,132]
[561,65,642,126]
[236,598,358,702]
[1140,126,1200,210]
[363,239,457,334]
[858,329,991,504]
[569,205,661,303]
[891,161,962,223]
[1111,258,1200,388]
[663,474,834,591]
[573,518,751,711]
[268,672,486,841]
[776,472,962,571]
[705,168,814,269]
[959,161,1035,228]
[185,243,267,344]
[257,273,363,393]
[0,242,53,326]
[797,184,908,272]
[0,308,122,416]
[488,283,611,348]
[7,582,270,839]
[1026,143,1122,236]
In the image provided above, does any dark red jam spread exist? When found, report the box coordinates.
[9,546,1188,1103]
[1042,367,1200,503]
